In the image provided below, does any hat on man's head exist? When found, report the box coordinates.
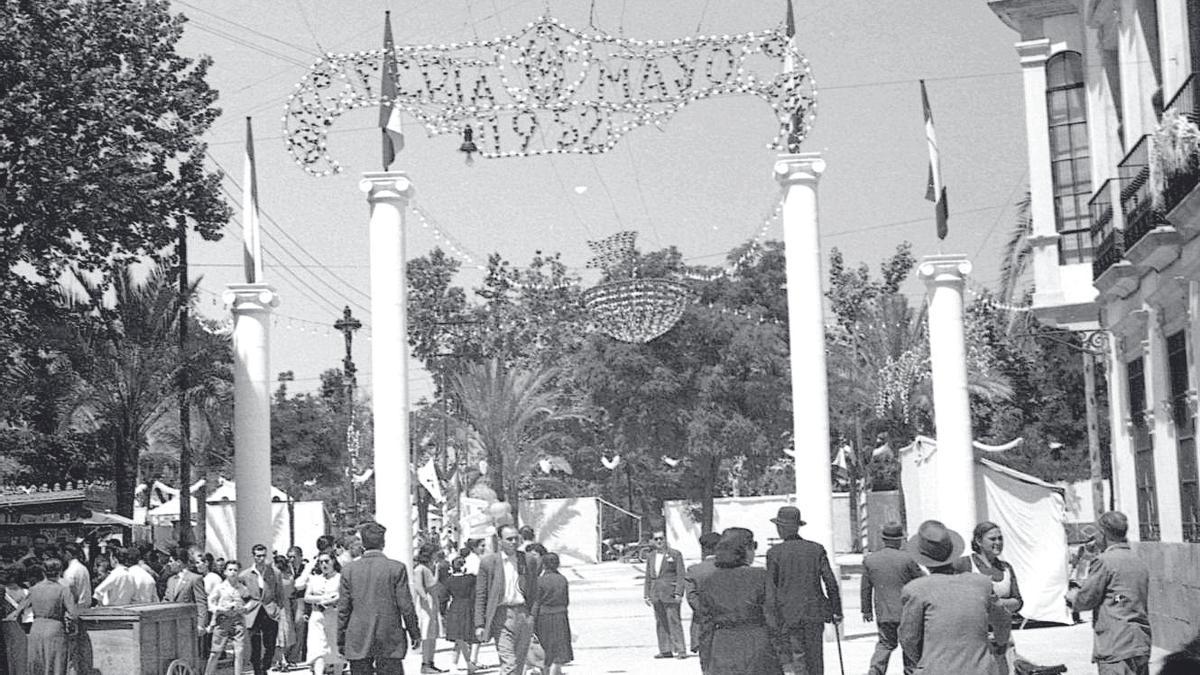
[880,522,905,540]
[1098,511,1129,539]
[905,520,965,568]
[770,505,806,527]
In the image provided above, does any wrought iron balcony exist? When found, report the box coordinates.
[1158,73,1200,220]
[1118,135,1170,250]
[1090,178,1121,279]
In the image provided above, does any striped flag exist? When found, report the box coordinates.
[784,0,803,151]
[242,116,263,283]
[921,80,949,239]
[380,11,404,170]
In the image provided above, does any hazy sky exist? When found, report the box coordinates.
[176,0,1029,401]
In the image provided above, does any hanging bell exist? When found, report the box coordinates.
[459,125,478,166]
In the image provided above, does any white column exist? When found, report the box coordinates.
[224,283,279,566]
[774,152,835,559]
[1015,39,1064,309]
[361,172,415,565]
[918,255,978,537]
[1105,333,1139,534]
[1157,0,1191,97]
[1118,0,1162,139]
[1145,304,1183,541]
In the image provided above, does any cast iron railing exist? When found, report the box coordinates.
[1118,135,1169,250]
[1158,73,1200,216]
[1090,178,1122,279]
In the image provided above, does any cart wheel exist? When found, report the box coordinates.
[165,659,196,675]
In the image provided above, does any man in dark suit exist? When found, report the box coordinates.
[765,506,842,675]
[240,543,286,675]
[684,532,721,674]
[643,530,687,659]
[163,546,209,656]
[899,520,1006,675]
[1067,511,1152,675]
[338,521,421,675]
[861,522,923,675]
[475,523,539,675]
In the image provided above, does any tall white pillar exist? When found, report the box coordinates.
[1145,304,1182,541]
[224,283,279,565]
[918,255,978,537]
[360,172,415,565]
[775,152,835,558]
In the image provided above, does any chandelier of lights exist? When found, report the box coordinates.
[284,16,817,175]
[581,232,692,344]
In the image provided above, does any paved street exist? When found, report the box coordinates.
[409,560,1111,675]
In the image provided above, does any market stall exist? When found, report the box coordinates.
[0,482,131,549]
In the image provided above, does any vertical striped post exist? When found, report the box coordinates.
[858,478,869,551]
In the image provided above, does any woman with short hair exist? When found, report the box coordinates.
[694,528,783,675]
[413,542,445,673]
[5,558,77,675]
[303,553,342,675]
[533,552,574,675]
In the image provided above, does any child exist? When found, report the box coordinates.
[204,560,248,675]
[442,557,480,673]
[532,553,573,675]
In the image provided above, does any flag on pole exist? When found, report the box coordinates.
[783,0,803,151]
[242,116,263,283]
[380,11,404,170]
[921,80,949,239]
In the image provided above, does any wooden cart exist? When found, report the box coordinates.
[81,603,199,675]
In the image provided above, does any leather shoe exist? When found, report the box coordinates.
[653,652,673,659]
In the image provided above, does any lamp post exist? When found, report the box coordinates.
[334,306,362,521]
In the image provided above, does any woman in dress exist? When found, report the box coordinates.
[272,554,297,670]
[959,521,1023,673]
[532,552,573,675]
[443,557,480,673]
[303,552,342,675]
[6,559,78,675]
[694,528,783,675]
[412,543,445,673]
[204,560,249,675]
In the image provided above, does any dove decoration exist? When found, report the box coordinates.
[601,455,621,471]
[662,456,680,468]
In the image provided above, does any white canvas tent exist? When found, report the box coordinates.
[899,437,1072,625]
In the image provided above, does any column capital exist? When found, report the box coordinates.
[360,171,415,204]
[1015,38,1052,67]
[224,283,280,313]
[773,152,826,187]
[918,254,972,287]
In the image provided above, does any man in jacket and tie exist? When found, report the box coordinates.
[643,530,687,659]
[163,547,209,655]
[861,522,923,675]
[240,543,286,675]
[684,532,721,673]
[338,522,421,675]
[765,506,842,675]
[475,523,539,675]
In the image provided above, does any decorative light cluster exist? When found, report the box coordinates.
[583,277,692,343]
[684,198,782,282]
[410,200,487,270]
[585,231,638,269]
[284,16,817,175]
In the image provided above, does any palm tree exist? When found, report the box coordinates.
[448,358,585,517]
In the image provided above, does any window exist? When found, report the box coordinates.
[1046,51,1093,265]
[1127,357,1160,541]
[1168,331,1200,542]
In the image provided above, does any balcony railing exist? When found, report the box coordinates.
[1090,178,1122,279]
[1158,73,1200,216]
[1118,134,1169,250]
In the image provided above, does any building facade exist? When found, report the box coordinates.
[991,0,1200,649]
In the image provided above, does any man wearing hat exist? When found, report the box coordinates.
[764,505,842,675]
[898,520,1006,675]
[684,531,722,674]
[1066,511,1151,675]
[861,522,923,675]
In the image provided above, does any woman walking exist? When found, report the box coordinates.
[958,521,1022,671]
[694,528,783,675]
[273,554,297,670]
[303,552,342,675]
[204,560,249,675]
[533,553,573,675]
[443,557,481,673]
[412,543,445,673]
[6,559,78,675]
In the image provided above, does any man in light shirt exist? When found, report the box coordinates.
[475,524,538,675]
[59,543,92,607]
[94,547,157,606]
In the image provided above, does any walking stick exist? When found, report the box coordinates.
[834,621,846,675]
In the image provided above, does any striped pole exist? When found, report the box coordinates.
[858,476,869,551]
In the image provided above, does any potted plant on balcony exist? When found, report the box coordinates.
[1150,108,1200,228]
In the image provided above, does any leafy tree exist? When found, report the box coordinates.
[0,0,229,363]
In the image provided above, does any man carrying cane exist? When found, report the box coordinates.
[765,506,842,675]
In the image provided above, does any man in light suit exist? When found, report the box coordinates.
[765,506,842,675]
[475,523,539,675]
[684,532,721,673]
[240,543,286,675]
[899,520,1006,675]
[861,522,924,675]
[337,522,421,675]
[643,530,687,659]
[163,547,209,656]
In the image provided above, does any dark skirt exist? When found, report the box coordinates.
[534,612,573,665]
[709,625,782,675]
[443,597,475,643]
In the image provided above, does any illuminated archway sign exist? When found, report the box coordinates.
[284,16,817,175]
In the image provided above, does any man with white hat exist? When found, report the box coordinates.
[861,522,923,675]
